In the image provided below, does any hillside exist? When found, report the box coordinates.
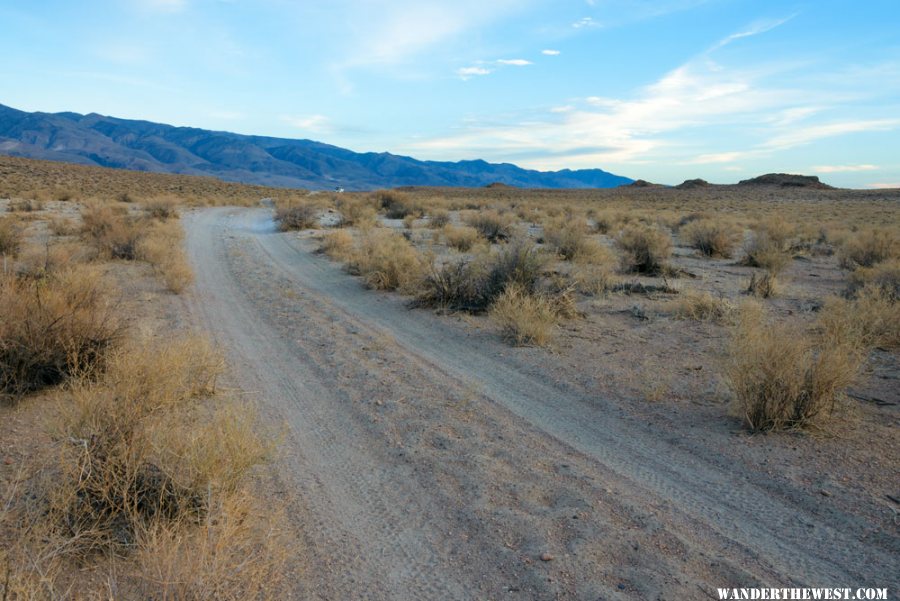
[0,104,632,190]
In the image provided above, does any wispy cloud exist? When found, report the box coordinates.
[281,114,331,133]
[812,164,878,173]
[710,14,797,51]
[541,49,560,56]
[456,66,492,79]
[866,183,900,189]
[496,59,532,66]
[405,14,900,171]
[572,16,599,29]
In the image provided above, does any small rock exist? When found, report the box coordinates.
[3,457,12,465]
[820,490,831,497]
[540,553,554,562]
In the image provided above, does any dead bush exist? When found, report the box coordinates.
[747,271,779,298]
[81,204,142,260]
[144,196,180,221]
[417,241,546,312]
[615,225,672,274]
[820,286,899,350]
[375,190,419,219]
[275,204,318,231]
[489,283,559,346]
[681,218,739,258]
[428,209,451,229]
[0,266,122,400]
[136,220,194,293]
[465,210,515,243]
[544,218,607,262]
[319,229,355,261]
[847,260,900,300]
[672,289,735,322]
[743,219,794,273]
[335,196,377,227]
[839,229,897,269]
[0,216,22,256]
[725,305,862,432]
[443,225,480,252]
[349,229,426,292]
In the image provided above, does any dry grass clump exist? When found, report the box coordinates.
[375,190,419,219]
[428,209,451,229]
[443,224,480,252]
[349,229,426,292]
[839,229,897,269]
[417,241,546,312]
[10,198,45,212]
[489,283,559,346]
[615,225,673,274]
[820,286,899,350]
[48,216,77,236]
[143,196,180,220]
[0,265,122,400]
[847,259,900,300]
[81,203,143,260]
[136,220,195,293]
[465,210,515,243]
[724,304,862,432]
[681,218,740,258]
[743,219,794,273]
[544,218,608,262]
[672,289,735,322]
[275,203,318,231]
[0,338,288,598]
[747,270,779,298]
[0,216,22,256]
[335,195,377,227]
[319,229,355,261]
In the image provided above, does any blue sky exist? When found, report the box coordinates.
[1,0,899,187]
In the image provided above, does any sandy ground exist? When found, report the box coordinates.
[178,206,898,600]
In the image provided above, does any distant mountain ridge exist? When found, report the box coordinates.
[0,104,632,190]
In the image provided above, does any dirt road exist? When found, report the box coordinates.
[183,207,898,600]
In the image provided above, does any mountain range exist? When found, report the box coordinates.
[0,103,632,190]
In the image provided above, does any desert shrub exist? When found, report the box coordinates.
[820,286,899,350]
[275,204,318,231]
[569,263,616,295]
[81,203,143,260]
[0,216,22,256]
[403,214,418,229]
[725,305,862,432]
[144,196,180,221]
[615,225,672,274]
[0,266,122,400]
[747,271,779,298]
[465,210,515,243]
[672,289,735,322]
[681,218,739,258]
[428,209,451,229]
[49,216,77,236]
[543,218,607,262]
[319,229,355,261]
[15,241,95,280]
[136,220,194,293]
[350,229,425,292]
[375,190,419,219]
[839,229,897,269]
[443,225,480,252]
[743,219,794,273]
[10,198,44,212]
[847,260,900,300]
[489,283,558,346]
[417,241,546,312]
[335,196,377,227]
